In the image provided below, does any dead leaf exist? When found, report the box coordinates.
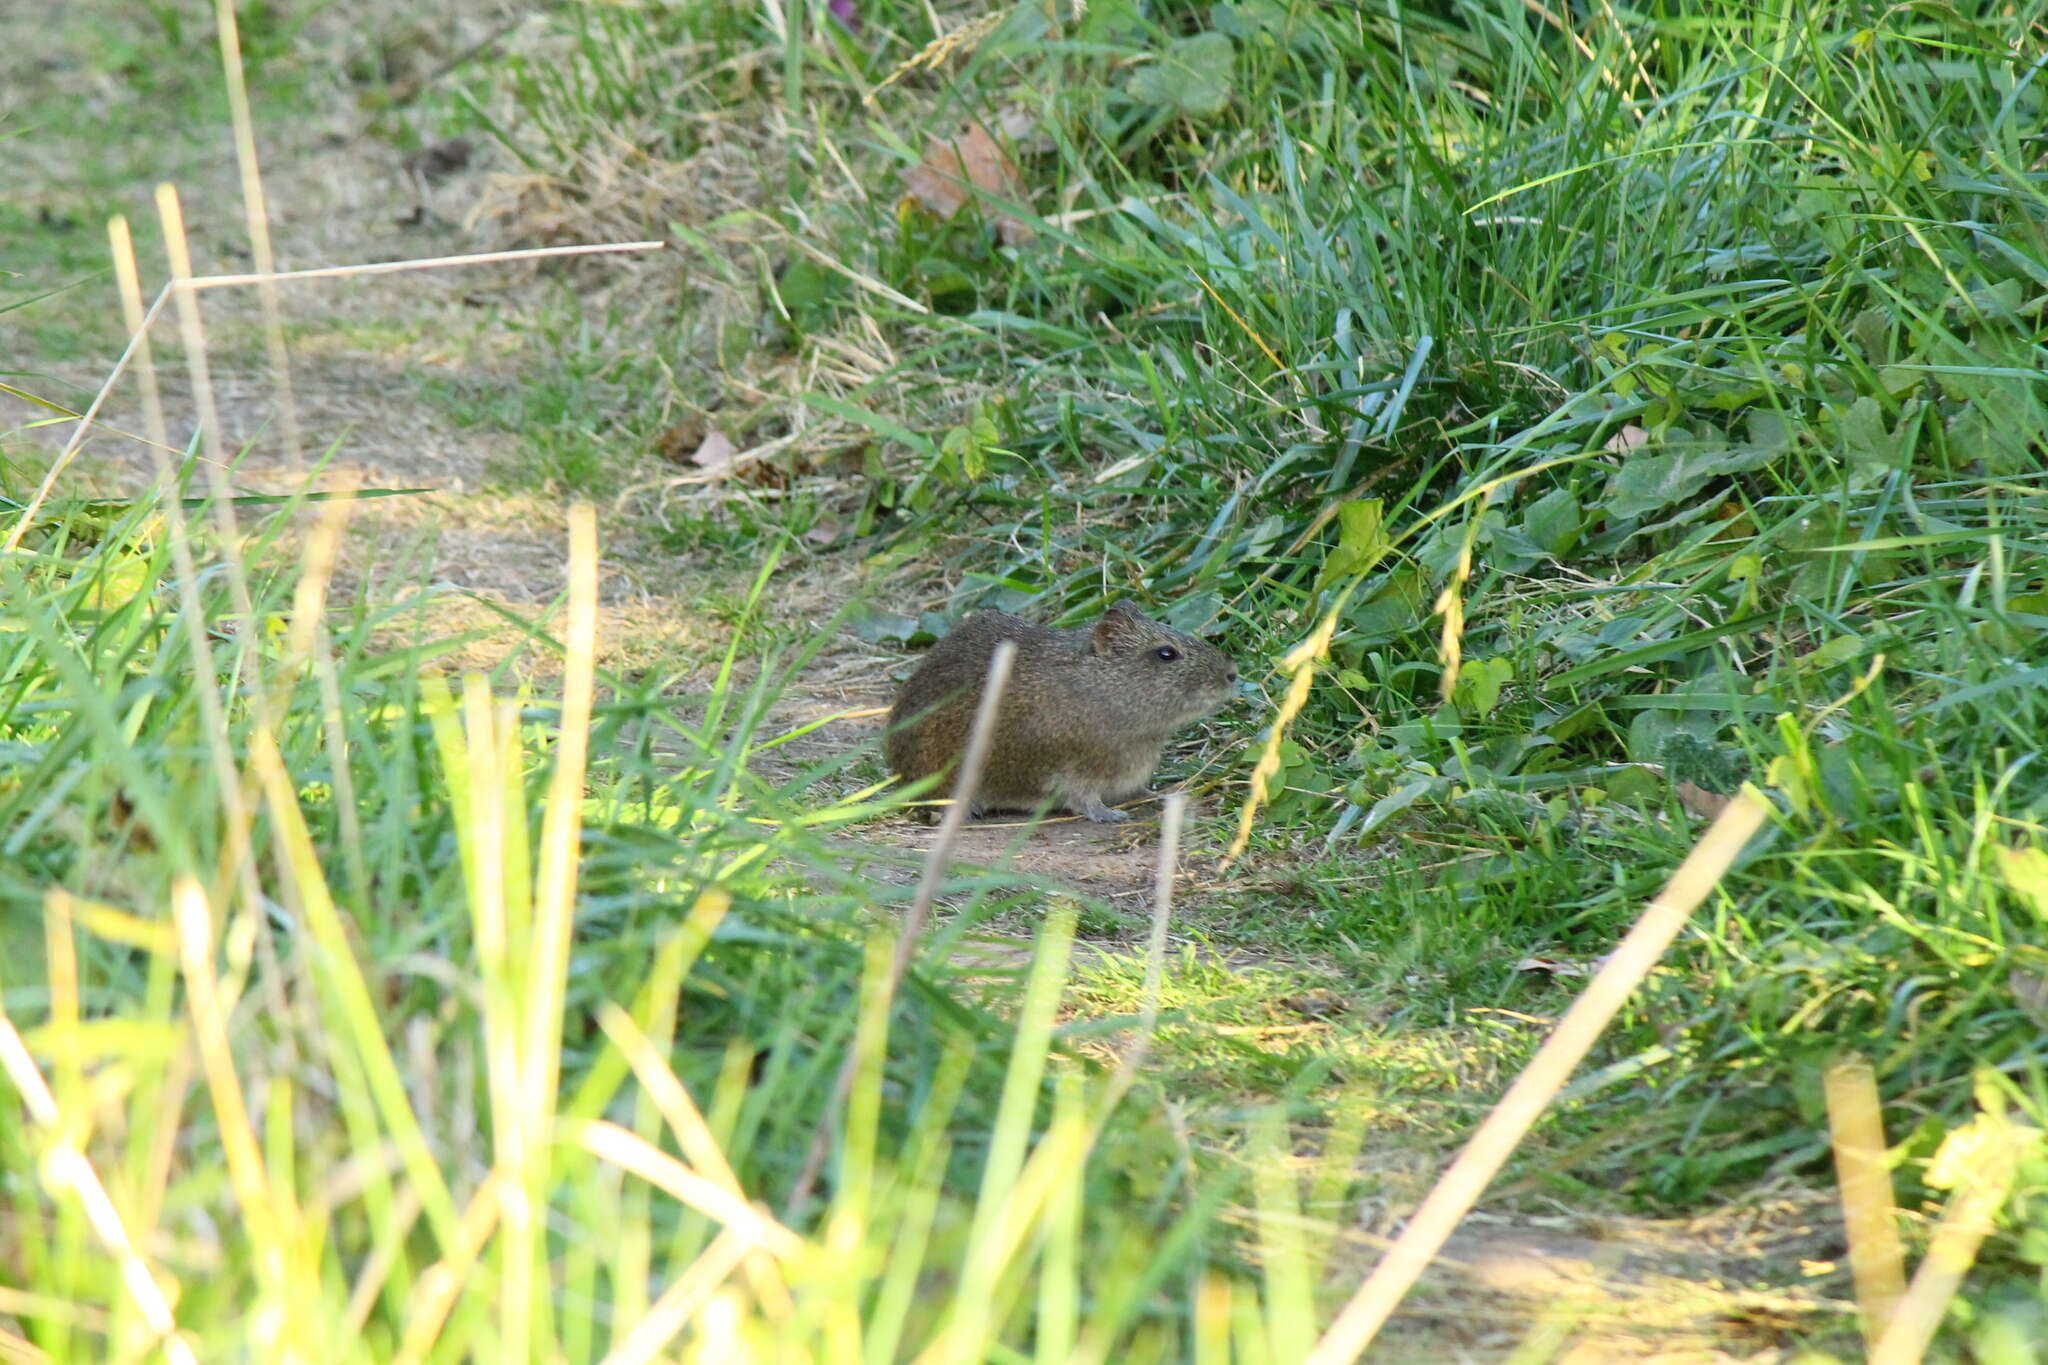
[1514,956,1592,978]
[1676,781,1733,819]
[903,120,1035,245]
[653,421,707,464]
[1279,989,1351,1020]
[1604,423,1651,455]
[691,429,741,474]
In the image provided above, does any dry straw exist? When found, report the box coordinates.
[2,238,663,553]
[1825,1055,1908,1351]
[1305,789,1771,1361]
[1868,1106,2025,1364]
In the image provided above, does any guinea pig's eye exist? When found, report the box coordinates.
[1155,645,1180,661]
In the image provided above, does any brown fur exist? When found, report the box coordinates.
[884,602,1238,822]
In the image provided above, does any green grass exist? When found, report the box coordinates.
[444,0,2048,1337]
[7,0,2048,1358]
[0,478,1276,1358]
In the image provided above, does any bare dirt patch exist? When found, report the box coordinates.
[1352,1186,1847,1362]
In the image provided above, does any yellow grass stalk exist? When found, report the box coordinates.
[1194,1271,1233,1365]
[1305,789,1770,1361]
[1824,1055,1907,1351]
[171,877,282,1278]
[594,1004,753,1209]
[570,1120,803,1257]
[1222,605,1347,868]
[156,184,262,630]
[391,1173,508,1365]
[1869,1103,2026,1365]
[1252,1110,1316,1363]
[248,724,462,1247]
[597,1229,754,1365]
[0,1008,197,1365]
[493,503,601,1354]
[211,0,303,467]
[107,217,172,454]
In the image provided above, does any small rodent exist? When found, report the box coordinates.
[885,601,1238,822]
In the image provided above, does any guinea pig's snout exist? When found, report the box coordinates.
[1225,661,1240,685]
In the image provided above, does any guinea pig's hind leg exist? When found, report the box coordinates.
[1064,786,1131,823]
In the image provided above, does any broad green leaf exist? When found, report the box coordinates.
[1127,33,1236,118]
[1315,498,1388,591]
[1522,488,1581,557]
[1605,433,1777,521]
[1351,774,1440,839]
[1997,846,2048,924]
[1838,395,1907,469]
[1453,657,1512,718]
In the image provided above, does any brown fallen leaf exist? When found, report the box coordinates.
[691,429,741,475]
[1604,423,1651,454]
[1676,780,1733,818]
[1514,956,1592,978]
[652,420,707,464]
[903,119,1035,245]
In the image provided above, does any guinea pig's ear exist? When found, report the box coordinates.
[1091,602,1153,654]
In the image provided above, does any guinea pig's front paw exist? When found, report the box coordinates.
[1077,798,1131,823]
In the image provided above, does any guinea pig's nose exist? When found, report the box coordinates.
[1226,662,1239,684]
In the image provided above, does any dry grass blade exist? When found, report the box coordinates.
[597,1229,752,1365]
[863,10,1005,106]
[1868,1108,2025,1365]
[571,1120,803,1255]
[107,216,172,452]
[0,1012,197,1365]
[186,240,666,291]
[212,0,302,467]
[157,182,259,614]
[0,275,171,552]
[785,641,1019,1214]
[522,504,599,1110]
[596,1004,748,1197]
[497,503,602,1361]
[1825,1055,1907,1351]
[172,877,277,1251]
[2,238,662,545]
[390,1174,507,1365]
[1304,790,1771,1362]
[1097,792,1186,1124]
